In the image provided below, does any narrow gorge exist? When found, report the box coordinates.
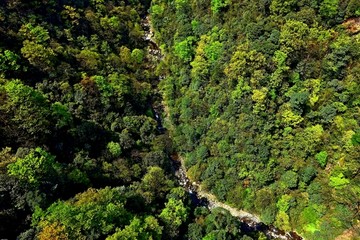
[144,15,303,240]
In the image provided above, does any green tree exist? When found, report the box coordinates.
[211,0,230,13]
[107,141,122,157]
[107,216,162,240]
[21,36,56,72]
[275,211,291,231]
[159,198,188,237]
[150,4,164,16]
[280,170,298,189]
[203,208,242,238]
[33,187,131,239]
[19,23,50,43]
[319,0,339,18]
[174,37,195,62]
[300,165,317,184]
[277,194,293,212]
[7,147,61,185]
[75,49,100,71]
[279,20,309,53]
[51,102,72,128]
[270,0,297,15]
[351,129,360,146]
[131,49,144,64]
[329,173,350,189]
[1,80,51,138]
[315,151,328,168]
[204,41,223,62]
[0,50,20,73]
[138,166,174,203]
[252,87,268,113]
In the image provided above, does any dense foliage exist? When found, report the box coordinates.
[0,1,202,239]
[0,1,269,239]
[1,0,359,239]
[151,0,360,239]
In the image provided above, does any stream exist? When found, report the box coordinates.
[143,16,303,240]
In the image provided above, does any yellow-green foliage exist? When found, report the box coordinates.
[151,0,360,238]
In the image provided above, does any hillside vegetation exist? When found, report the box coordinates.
[151,0,360,239]
[0,1,188,239]
[0,1,280,239]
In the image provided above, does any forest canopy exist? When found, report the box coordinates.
[0,0,203,239]
[151,0,360,239]
[0,0,359,239]
[0,1,271,239]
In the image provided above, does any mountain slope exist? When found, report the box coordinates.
[151,0,360,239]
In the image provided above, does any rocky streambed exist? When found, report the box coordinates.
[170,152,302,240]
[143,15,303,240]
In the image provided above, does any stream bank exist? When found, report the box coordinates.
[143,15,303,240]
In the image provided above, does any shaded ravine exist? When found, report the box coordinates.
[143,16,303,240]
[168,153,302,240]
